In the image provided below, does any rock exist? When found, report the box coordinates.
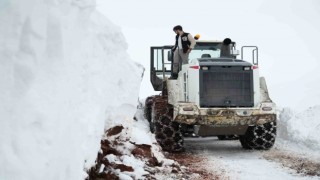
[101,158,110,167]
[132,144,160,166]
[106,126,124,137]
[171,168,179,174]
[98,171,119,180]
[101,139,122,156]
[148,157,161,167]
[132,144,152,159]
[113,164,134,172]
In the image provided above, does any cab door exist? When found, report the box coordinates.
[150,46,173,91]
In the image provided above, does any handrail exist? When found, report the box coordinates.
[253,49,258,65]
[162,48,165,80]
[241,46,259,65]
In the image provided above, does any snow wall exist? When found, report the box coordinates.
[0,0,143,179]
[278,106,320,151]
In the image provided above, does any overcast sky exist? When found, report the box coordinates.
[96,0,320,111]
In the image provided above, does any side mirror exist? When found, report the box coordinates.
[167,50,173,62]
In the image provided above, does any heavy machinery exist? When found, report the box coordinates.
[144,38,277,152]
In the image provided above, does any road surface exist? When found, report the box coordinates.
[178,137,320,180]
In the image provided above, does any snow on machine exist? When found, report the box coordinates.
[144,38,277,152]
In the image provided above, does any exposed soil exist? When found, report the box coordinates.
[264,149,320,177]
[167,152,227,180]
[87,125,186,180]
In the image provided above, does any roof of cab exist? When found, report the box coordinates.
[196,40,223,43]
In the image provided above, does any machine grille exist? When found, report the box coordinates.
[200,66,254,107]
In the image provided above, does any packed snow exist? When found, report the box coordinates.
[0,0,143,180]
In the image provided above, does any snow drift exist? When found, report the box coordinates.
[278,106,320,151]
[0,0,143,179]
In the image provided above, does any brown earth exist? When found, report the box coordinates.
[167,152,227,180]
[264,149,320,177]
[87,125,185,180]
[106,126,124,137]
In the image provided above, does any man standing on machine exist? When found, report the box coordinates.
[170,25,196,79]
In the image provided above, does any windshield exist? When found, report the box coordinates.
[188,42,222,61]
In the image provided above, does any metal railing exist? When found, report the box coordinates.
[241,46,259,65]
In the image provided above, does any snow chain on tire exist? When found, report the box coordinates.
[239,122,277,150]
[151,96,184,152]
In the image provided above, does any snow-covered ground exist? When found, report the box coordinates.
[183,136,320,180]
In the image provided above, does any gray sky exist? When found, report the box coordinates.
[97,0,320,111]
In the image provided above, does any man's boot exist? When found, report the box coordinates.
[169,73,178,80]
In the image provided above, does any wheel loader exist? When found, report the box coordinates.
[144,39,277,152]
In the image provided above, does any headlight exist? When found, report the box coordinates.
[202,66,209,70]
[262,107,273,111]
[183,107,194,111]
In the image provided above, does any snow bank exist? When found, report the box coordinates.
[0,0,142,180]
[278,106,320,151]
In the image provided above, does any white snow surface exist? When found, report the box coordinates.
[278,106,320,151]
[0,0,143,180]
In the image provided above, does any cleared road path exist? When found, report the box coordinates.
[183,137,319,180]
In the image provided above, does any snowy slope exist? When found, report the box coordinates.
[0,0,142,180]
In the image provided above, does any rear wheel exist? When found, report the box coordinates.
[151,96,184,152]
[239,122,277,150]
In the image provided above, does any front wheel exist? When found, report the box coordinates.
[144,96,158,123]
[239,122,277,150]
[152,96,184,152]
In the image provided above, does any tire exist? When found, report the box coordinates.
[151,96,184,152]
[239,122,277,150]
[144,96,157,122]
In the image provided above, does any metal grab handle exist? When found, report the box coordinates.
[162,48,165,80]
[241,46,259,65]
[253,49,258,65]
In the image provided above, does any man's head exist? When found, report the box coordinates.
[173,25,183,35]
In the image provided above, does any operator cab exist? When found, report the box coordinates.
[150,40,257,91]
[189,40,237,61]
